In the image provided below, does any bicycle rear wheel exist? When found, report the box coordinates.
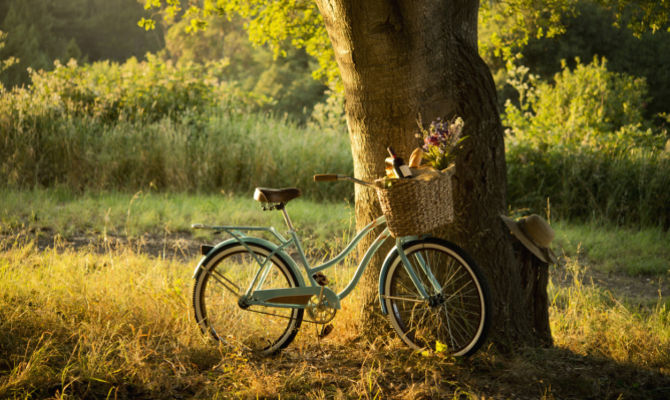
[382,238,490,356]
[193,242,303,355]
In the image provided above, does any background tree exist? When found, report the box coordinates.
[519,1,670,119]
[0,0,163,87]
[164,15,327,120]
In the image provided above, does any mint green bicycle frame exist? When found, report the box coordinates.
[192,215,438,313]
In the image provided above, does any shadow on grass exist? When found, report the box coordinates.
[1,327,669,399]
[465,346,670,399]
[228,341,670,399]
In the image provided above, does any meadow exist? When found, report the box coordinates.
[1,189,669,399]
[1,56,669,399]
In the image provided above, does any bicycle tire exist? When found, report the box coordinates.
[193,242,303,355]
[382,238,491,356]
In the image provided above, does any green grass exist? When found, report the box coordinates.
[0,111,354,202]
[554,219,670,276]
[3,188,668,278]
[0,188,355,253]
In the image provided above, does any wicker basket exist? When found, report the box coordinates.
[375,167,454,237]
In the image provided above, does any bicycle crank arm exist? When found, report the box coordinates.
[250,286,341,309]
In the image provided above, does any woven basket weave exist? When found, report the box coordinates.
[375,167,454,237]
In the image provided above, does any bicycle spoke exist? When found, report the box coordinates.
[441,306,471,347]
[209,268,241,295]
[385,240,489,356]
[194,245,303,355]
[443,281,478,303]
[381,295,424,303]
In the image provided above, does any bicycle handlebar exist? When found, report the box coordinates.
[313,174,376,188]
[313,174,340,182]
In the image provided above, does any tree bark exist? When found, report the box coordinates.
[314,0,552,349]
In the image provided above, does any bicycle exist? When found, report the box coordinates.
[191,174,491,357]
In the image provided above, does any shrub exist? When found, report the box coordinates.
[503,57,670,229]
[1,55,268,126]
[503,56,663,150]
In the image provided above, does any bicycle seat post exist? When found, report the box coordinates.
[278,204,296,232]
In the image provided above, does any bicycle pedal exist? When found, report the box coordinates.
[312,272,329,286]
[318,324,333,338]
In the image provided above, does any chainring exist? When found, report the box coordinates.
[306,296,337,324]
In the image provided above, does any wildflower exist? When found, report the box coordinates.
[417,116,467,170]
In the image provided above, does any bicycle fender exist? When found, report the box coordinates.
[377,246,400,315]
[192,237,305,287]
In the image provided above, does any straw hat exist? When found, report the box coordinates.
[501,214,557,264]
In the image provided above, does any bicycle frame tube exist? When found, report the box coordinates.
[394,238,432,299]
[194,215,431,307]
[287,215,395,302]
[306,216,387,274]
[334,223,392,299]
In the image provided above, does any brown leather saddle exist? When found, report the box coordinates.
[253,187,301,204]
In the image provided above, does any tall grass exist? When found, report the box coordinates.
[0,111,353,201]
[506,143,670,229]
[550,257,670,370]
[0,237,667,398]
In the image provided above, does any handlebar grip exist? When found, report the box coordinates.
[313,174,339,182]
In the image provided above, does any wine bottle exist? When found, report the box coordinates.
[386,146,413,178]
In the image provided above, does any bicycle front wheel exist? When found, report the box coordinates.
[382,238,490,356]
[193,242,303,355]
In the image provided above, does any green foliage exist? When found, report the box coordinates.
[479,0,578,64]
[608,0,670,35]
[503,56,670,228]
[145,0,670,101]
[211,0,337,85]
[164,14,327,121]
[145,0,337,87]
[519,1,670,119]
[0,0,62,87]
[2,55,265,124]
[503,56,662,149]
[506,144,670,229]
[480,0,670,68]
[0,0,163,87]
[0,30,17,78]
[307,88,347,134]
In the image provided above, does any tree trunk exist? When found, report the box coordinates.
[314,0,552,349]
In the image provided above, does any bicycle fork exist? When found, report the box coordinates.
[379,238,446,313]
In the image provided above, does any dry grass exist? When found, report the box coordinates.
[0,235,668,399]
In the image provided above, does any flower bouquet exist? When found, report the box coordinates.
[374,117,465,237]
[416,116,466,171]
